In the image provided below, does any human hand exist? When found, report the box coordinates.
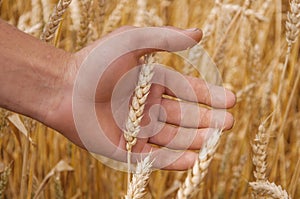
[44,26,236,170]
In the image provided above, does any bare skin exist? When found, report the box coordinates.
[0,20,236,170]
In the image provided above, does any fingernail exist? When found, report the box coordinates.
[186,28,199,32]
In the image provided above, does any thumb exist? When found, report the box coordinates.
[82,26,202,59]
[105,26,202,57]
[125,26,203,57]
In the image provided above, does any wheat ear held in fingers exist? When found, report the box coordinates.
[123,55,155,190]
[41,0,72,42]
[176,129,222,199]
[124,55,155,152]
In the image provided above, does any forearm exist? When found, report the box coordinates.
[0,19,71,122]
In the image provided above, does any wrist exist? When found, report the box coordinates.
[0,19,73,123]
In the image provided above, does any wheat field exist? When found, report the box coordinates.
[0,0,300,198]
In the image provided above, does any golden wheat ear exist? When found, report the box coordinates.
[250,181,291,199]
[177,129,222,199]
[102,0,129,36]
[125,153,154,199]
[41,0,72,42]
[123,54,156,197]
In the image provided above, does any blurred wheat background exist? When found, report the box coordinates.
[0,0,300,198]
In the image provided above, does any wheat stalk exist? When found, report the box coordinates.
[40,0,72,42]
[176,129,222,199]
[268,0,300,172]
[125,154,154,199]
[270,0,300,126]
[249,181,291,199]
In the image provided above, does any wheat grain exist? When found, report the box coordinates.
[176,129,221,199]
[41,0,72,42]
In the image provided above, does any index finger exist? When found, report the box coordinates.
[153,66,236,108]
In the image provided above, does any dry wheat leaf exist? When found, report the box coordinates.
[33,160,74,199]
[8,113,34,144]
